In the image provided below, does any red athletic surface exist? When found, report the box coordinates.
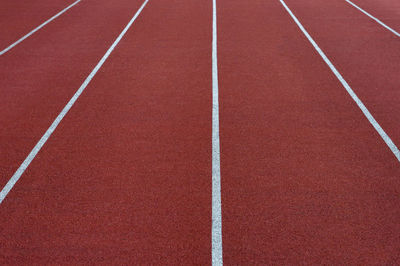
[1,0,212,264]
[284,0,400,149]
[0,0,145,187]
[218,0,400,264]
[349,0,400,30]
[0,0,76,49]
[1,0,399,264]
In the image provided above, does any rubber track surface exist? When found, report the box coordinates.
[0,0,212,264]
[0,0,77,49]
[218,0,400,264]
[349,0,400,30]
[0,0,144,187]
[1,0,399,264]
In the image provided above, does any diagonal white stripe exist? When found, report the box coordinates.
[0,0,82,55]
[279,0,400,162]
[0,0,150,204]
[345,0,400,37]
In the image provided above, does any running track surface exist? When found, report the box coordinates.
[0,0,399,264]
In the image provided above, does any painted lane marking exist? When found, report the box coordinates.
[0,0,82,55]
[279,0,400,162]
[345,0,400,37]
[0,0,150,204]
[212,0,223,265]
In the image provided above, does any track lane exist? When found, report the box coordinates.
[347,0,400,31]
[0,0,145,189]
[0,0,150,205]
[279,0,399,161]
[218,0,400,264]
[0,0,212,264]
[284,0,400,156]
[0,0,77,50]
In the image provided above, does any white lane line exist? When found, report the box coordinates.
[279,0,400,162]
[0,0,82,56]
[345,0,400,37]
[212,0,223,265]
[0,0,149,204]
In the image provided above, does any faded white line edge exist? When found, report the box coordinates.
[345,0,400,37]
[0,0,150,204]
[212,0,223,265]
[0,0,82,56]
[279,0,400,162]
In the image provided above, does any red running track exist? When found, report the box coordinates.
[284,0,400,149]
[218,0,400,264]
[1,0,400,264]
[0,0,77,50]
[348,0,400,31]
[0,0,145,187]
[1,0,212,264]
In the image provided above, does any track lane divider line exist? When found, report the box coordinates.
[279,0,400,162]
[345,0,400,37]
[0,0,150,204]
[0,0,82,56]
[212,0,223,265]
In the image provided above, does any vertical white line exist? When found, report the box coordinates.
[345,0,400,37]
[279,0,400,162]
[0,0,82,56]
[212,0,223,265]
[0,0,149,205]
